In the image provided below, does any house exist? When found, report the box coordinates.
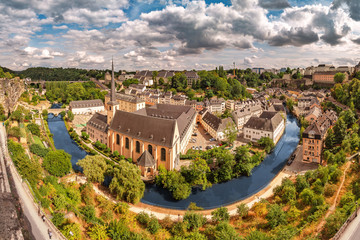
[133,70,153,86]
[206,99,226,113]
[243,111,285,144]
[201,112,234,141]
[232,105,263,130]
[87,113,108,144]
[69,99,104,115]
[184,71,200,86]
[304,106,322,123]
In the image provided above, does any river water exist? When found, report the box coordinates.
[47,112,299,210]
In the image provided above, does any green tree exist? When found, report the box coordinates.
[81,205,96,222]
[213,222,241,240]
[180,158,211,190]
[183,211,206,231]
[322,210,346,239]
[334,72,346,83]
[27,123,41,136]
[61,223,82,240]
[299,188,315,205]
[51,212,65,227]
[236,203,249,218]
[333,118,347,145]
[224,122,237,145]
[325,128,335,149]
[109,161,145,203]
[266,204,287,229]
[77,155,108,183]
[88,224,108,240]
[67,110,74,121]
[211,207,230,223]
[43,150,72,177]
[257,137,275,153]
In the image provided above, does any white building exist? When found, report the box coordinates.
[243,111,285,144]
[232,105,263,130]
[69,99,104,115]
[201,111,234,141]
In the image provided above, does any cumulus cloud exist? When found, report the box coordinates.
[258,0,291,9]
[23,47,64,59]
[269,27,319,46]
[53,25,68,30]
[332,0,360,21]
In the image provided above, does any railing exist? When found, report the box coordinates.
[332,208,359,240]
[1,126,68,240]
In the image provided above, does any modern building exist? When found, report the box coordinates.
[69,99,104,115]
[243,111,285,144]
[313,71,349,85]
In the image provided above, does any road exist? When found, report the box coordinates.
[0,124,65,240]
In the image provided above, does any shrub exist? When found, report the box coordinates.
[81,205,96,223]
[237,203,249,218]
[43,150,71,177]
[136,211,151,227]
[211,207,230,223]
[30,143,49,157]
[27,123,41,136]
[52,212,65,227]
[324,184,337,197]
[147,216,161,234]
[183,212,206,231]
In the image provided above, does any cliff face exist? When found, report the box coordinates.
[0,78,24,114]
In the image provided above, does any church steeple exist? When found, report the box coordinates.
[107,58,118,125]
[110,57,116,102]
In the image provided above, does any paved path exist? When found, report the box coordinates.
[0,124,65,240]
[339,211,360,240]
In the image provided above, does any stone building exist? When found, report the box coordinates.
[69,99,104,115]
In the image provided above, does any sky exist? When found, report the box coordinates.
[1,0,360,71]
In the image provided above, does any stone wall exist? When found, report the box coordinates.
[0,78,24,115]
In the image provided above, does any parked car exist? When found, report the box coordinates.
[209,138,215,142]
[205,132,209,135]
[192,133,197,136]
[199,146,203,150]
[195,147,199,150]
[192,146,195,150]
[206,146,211,150]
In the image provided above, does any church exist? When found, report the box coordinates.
[86,61,197,177]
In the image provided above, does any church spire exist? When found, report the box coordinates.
[110,57,116,102]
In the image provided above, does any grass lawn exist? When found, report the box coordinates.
[33,135,44,147]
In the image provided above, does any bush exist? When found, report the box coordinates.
[27,123,41,136]
[183,212,206,231]
[211,207,230,223]
[147,216,161,234]
[266,204,287,229]
[237,203,249,218]
[136,212,151,227]
[324,184,337,197]
[8,126,21,138]
[30,143,49,157]
[43,150,72,177]
[52,212,65,227]
[81,205,96,223]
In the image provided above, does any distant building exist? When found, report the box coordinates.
[313,71,348,85]
[184,71,200,86]
[87,113,108,144]
[69,99,104,115]
[104,93,145,113]
[243,111,285,144]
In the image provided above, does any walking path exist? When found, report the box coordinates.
[0,124,66,240]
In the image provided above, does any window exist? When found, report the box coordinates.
[148,145,153,155]
[116,134,120,145]
[136,141,140,153]
[125,138,129,149]
[161,148,166,161]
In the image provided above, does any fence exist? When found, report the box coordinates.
[332,208,359,240]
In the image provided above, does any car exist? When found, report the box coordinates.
[287,159,294,166]
[199,146,203,150]
[195,147,199,150]
[206,146,211,150]
[209,138,215,142]
[192,133,197,136]
[205,132,209,135]
[192,146,195,150]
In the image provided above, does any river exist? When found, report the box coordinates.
[47,112,299,210]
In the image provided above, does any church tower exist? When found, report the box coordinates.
[107,58,118,125]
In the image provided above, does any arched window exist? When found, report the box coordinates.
[136,141,140,153]
[161,148,166,161]
[125,138,129,149]
[148,145,153,155]
[116,134,120,145]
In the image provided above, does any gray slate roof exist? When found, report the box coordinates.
[244,111,283,132]
[87,113,108,133]
[137,150,156,167]
[69,99,104,109]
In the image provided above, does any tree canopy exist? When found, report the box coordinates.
[43,150,72,177]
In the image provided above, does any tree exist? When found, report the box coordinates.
[109,161,145,204]
[236,203,249,218]
[147,216,161,234]
[334,72,346,83]
[61,223,81,240]
[81,131,89,140]
[67,110,74,121]
[43,150,72,177]
[333,118,347,145]
[224,122,237,145]
[322,210,346,239]
[286,99,294,112]
[51,212,65,227]
[299,188,315,205]
[180,158,211,190]
[213,222,241,240]
[183,212,206,231]
[211,207,230,223]
[42,109,48,120]
[77,155,108,183]
[257,137,275,153]
[88,224,109,240]
[81,205,96,222]
[266,204,287,229]
[325,128,335,149]
[27,123,41,136]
